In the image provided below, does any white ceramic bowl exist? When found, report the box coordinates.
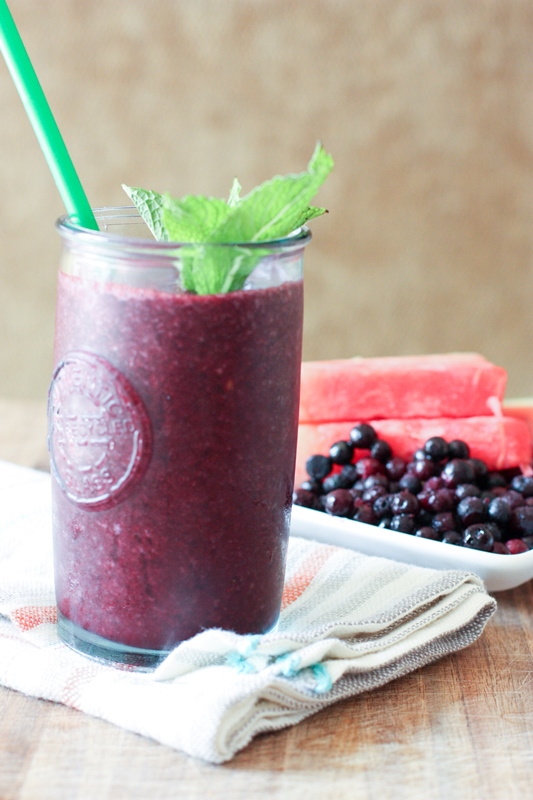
[290,505,533,592]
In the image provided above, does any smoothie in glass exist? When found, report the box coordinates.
[49,209,307,666]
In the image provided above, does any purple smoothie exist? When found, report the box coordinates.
[50,265,303,658]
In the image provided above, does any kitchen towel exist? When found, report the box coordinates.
[0,460,496,764]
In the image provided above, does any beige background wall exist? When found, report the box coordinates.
[0,0,532,399]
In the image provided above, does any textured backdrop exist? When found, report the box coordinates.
[0,0,532,398]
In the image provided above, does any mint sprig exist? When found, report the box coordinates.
[123,142,333,294]
[162,195,231,243]
[121,185,169,242]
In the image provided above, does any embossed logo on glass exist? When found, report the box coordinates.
[48,351,152,510]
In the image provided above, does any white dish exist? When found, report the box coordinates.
[290,505,533,592]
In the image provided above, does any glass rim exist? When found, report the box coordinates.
[56,206,313,253]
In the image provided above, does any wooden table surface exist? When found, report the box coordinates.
[2,399,533,800]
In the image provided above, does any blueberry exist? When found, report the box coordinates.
[340,464,358,485]
[423,437,449,462]
[480,491,492,511]
[322,472,355,492]
[456,497,486,527]
[363,473,389,490]
[510,506,533,538]
[362,485,387,504]
[306,454,332,481]
[441,459,476,488]
[323,489,354,517]
[354,457,384,480]
[455,483,481,501]
[425,476,445,491]
[300,479,322,494]
[511,475,533,498]
[416,509,433,527]
[390,491,419,516]
[442,530,463,545]
[492,542,510,554]
[371,439,393,464]
[431,512,456,534]
[389,514,416,534]
[415,526,441,541]
[373,494,392,519]
[399,473,422,495]
[349,423,377,450]
[469,458,489,487]
[351,498,365,517]
[421,488,456,513]
[500,490,525,510]
[386,457,407,481]
[487,472,507,489]
[448,439,470,459]
[317,495,329,511]
[463,523,495,551]
[355,503,378,525]
[487,497,511,527]
[407,459,435,481]
[329,440,354,465]
[292,488,320,510]
[484,522,503,542]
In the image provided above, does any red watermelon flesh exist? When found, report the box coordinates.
[295,416,531,486]
[299,353,507,423]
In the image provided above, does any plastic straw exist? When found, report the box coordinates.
[0,0,97,229]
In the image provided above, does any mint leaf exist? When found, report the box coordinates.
[227,178,241,208]
[209,142,333,243]
[294,204,328,228]
[162,194,231,243]
[218,250,261,293]
[124,142,333,295]
[122,185,168,241]
[182,246,258,295]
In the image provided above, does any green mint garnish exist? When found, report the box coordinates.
[121,185,169,242]
[123,142,333,295]
[162,195,231,243]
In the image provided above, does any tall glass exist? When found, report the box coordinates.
[48,208,308,668]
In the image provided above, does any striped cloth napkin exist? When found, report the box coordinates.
[0,460,496,764]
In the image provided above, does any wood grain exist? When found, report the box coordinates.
[1,400,533,799]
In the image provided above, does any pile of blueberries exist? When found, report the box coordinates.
[293,423,533,554]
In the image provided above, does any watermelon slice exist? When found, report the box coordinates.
[295,416,532,486]
[299,353,507,423]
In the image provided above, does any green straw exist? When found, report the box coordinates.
[0,0,98,229]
